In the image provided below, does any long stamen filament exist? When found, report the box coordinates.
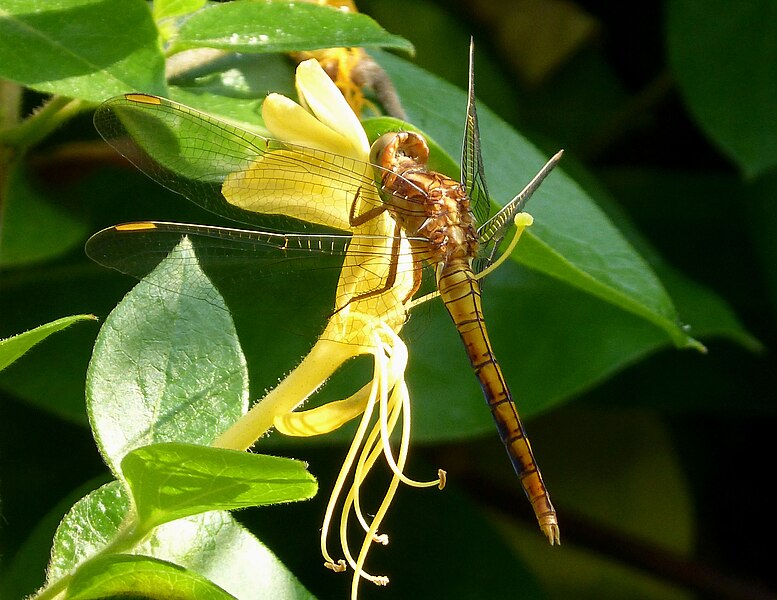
[321,341,383,568]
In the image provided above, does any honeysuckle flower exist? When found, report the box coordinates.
[213,58,443,598]
[291,1,406,120]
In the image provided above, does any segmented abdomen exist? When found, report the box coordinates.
[437,259,559,544]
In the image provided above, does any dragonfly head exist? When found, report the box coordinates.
[370,131,430,177]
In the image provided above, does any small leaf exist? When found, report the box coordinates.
[66,554,236,600]
[170,1,413,54]
[86,237,249,477]
[0,0,166,102]
[667,0,777,177]
[122,442,317,531]
[0,314,96,372]
[44,482,314,599]
[47,481,130,582]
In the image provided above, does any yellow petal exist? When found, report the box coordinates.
[262,92,356,157]
[295,59,369,158]
[275,393,370,436]
[222,146,369,231]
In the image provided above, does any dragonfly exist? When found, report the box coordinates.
[86,44,563,544]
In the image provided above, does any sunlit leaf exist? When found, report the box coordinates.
[66,554,236,600]
[122,442,316,531]
[0,0,166,102]
[171,1,413,54]
[0,314,96,372]
[86,238,248,477]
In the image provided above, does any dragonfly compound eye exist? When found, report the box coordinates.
[369,132,400,167]
[370,132,430,174]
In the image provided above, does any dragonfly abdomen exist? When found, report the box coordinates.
[437,260,560,545]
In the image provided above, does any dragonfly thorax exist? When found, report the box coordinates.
[371,131,479,264]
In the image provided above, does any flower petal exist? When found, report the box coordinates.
[262,92,356,157]
[296,59,370,158]
[275,392,370,436]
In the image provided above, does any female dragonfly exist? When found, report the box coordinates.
[87,45,563,544]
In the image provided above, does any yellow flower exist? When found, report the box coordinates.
[214,59,443,598]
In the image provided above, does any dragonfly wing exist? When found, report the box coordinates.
[94,94,386,232]
[461,40,492,227]
[86,221,426,342]
[476,150,564,269]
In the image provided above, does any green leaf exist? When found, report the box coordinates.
[153,0,206,23]
[373,49,695,349]
[667,0,777,177]
[0,163,89,267]
[0,0,166,102]
[66,554,236,600]
[47,481,131,583]
[135,511,316,600]
[0,314,96,372]
[122,442,317,531]
[166,50,298,130]
[86,237,249,477]
[170,1,414,54]
[44,481,314,599]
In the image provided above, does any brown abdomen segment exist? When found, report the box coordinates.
[437,260,560,544]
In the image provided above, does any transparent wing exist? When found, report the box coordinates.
[476,150,564,269]
[460,40,491,228]
[86,221,431,343]
[94,94,428,233]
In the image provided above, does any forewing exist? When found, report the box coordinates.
[93,94,388,231]
[86,221,427,342]
[461,41,491,227]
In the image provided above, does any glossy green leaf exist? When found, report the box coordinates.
[0,0,166,102]
[66,554,236,600]
[667,0,777,177]
[43,481,314,599]
[0,314,96,372]
[171,1,414,54]
[122,442,317,531]
[86,237,249,477]
[372,50,696,349]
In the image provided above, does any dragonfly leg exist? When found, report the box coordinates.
[338,219,404,312]
[349,186,388,226]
